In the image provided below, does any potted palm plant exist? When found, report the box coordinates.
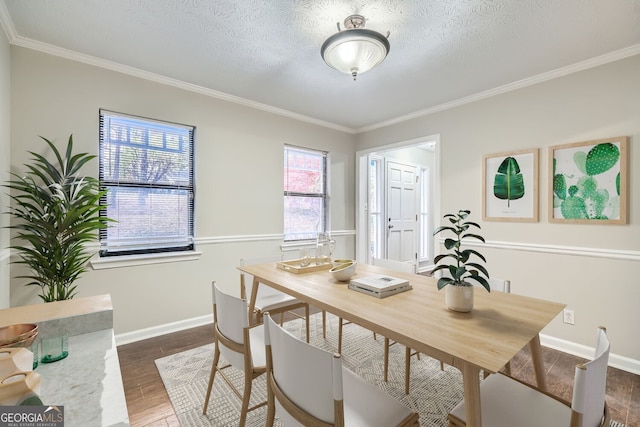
[5,135,109,303]
[432,209,490,312]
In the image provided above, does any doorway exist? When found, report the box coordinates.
[356,135,440,273]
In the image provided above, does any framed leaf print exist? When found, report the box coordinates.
[483,148,539,222]
[549,136,628,224]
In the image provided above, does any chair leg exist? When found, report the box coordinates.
[266,376,276,427]
[203,345,221,414]
[384,337,390,382]
[338,317,344,353]
[239,369,253,427]
[405,346,411,395]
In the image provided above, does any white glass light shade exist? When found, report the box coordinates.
[321,29,390,79]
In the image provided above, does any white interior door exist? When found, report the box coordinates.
[386,161,417,263]
[355,135,440,273]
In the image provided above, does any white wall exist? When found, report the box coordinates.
[356,55,640,364]
[0,26,10,309]
[9,46,356,334]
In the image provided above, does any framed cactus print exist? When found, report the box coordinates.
[483,148,539,222]
[549,136,628,224]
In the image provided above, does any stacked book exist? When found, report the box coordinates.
[348,275,412,298]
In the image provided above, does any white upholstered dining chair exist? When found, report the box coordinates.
[202,282,267,426]
[447,326,611,427]
[240,256,310,342]
[263,313,420,427]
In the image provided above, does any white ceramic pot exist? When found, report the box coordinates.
[445,285,474,312]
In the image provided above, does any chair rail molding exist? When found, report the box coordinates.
[197,230,355,247]
[436,238,640,262]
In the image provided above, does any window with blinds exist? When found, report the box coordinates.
[283,145,328,241]
[98,110,195,256]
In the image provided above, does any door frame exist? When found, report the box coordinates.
[355,134,441,272]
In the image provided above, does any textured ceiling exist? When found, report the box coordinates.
[2,0,640,131]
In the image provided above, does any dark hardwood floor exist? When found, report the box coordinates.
[118,312,639,427]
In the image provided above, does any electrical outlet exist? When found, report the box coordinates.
[563,309,575,325]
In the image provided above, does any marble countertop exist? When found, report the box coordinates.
[36,329,130,427]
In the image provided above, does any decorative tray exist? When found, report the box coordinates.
[276,259,332,274]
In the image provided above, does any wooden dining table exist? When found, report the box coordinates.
[239,261,566,427]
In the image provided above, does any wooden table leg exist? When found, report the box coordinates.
[529,334,547,390]
[322,310,326,338]
[456,361,482,427]
[248,277,259,323]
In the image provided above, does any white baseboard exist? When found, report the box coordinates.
[115,315,640,376]
[541,333,640,376]
[115,314,211,346]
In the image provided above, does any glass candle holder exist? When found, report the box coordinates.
[40,334,69,363]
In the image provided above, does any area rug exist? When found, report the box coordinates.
[155,313,626,427]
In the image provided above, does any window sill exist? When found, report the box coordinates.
[90,251,202,270]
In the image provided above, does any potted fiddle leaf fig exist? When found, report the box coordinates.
[5,135,110,303]
[432,209,490,312]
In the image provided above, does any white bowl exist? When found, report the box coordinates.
[329,261,357,282]
[332,259,353,267]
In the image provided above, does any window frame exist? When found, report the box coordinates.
[283,144,329,242]
[98,109,196,257]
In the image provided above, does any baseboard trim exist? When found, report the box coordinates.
[115,315,639,375]
[541,333,639,376]
[115,314,211,346]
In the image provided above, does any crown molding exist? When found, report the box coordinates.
[5,36,355,135]
[0,1,15,42]
[357,44,640,133]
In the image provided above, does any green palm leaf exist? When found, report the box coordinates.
[493,157,525,207]
[4,135,113,302]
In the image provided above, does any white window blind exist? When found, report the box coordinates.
[99,110,195,256]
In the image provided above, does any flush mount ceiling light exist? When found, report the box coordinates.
[321,14,390,81]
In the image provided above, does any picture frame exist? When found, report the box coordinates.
[548,136,628,224]
[483,148,539,222]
